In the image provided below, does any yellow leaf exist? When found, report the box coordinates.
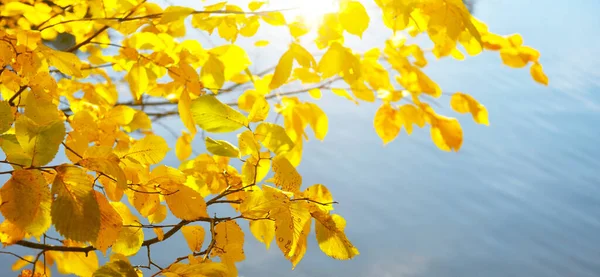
[313,212,359,260]
[270,190,311,260]
[191,95,249,133]
[176,132,193,162]
[181,225,205,252]
[248,1,265,11]
[261,11,286,26]
[351,81,375,102]
[11,255,33,271]
[111,202,144,256]
[92,260,138,277]
[15,115,65,167]
[339,1,370,37]
[288,20,310,39]
[317,42,345,78]
[248,96,270,123]
[373,103,401,144]
[125,110,152,133]
[430,114,463,152]
[124,134,169,165]
[79,146,127,192]
[148,204,168,224]
[269,50,294,90]
[254,40,269,47]
[290,43,316,68]
[105,105,136,126]
[162,262,229,277]
[0,170,51,236]
[331,88,358,104]
[179,91,197,135]
[0,101,14,134]
[398,104,425,134]
[237,130,260,157]
[200,54,225,90]
[303,103,328,140]
[272,156,302,192]
[205,137,240,158]
[0,40,15,67]
[209,44,251,81]
[154,227,165,241]
[214,221,245,262]
[56,240,99,276]
[126,63,148,100]
[51,165,101,242]
[160,6,194,24]
[241,152,271,186]
[131,186,159,217]
[249,219,275,250]
[530,62,549,86]
[0,220,25,246]
[93,191,123,255]
[294,68,321,84]
[450,93,489,125]
[41,46,83,77]
[303,184,334,212]
[164,184,208,220]
[254,122,295,155]
[308,88,322,99]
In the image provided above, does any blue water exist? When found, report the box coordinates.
[2,0,600,276]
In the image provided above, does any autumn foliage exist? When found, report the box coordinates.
[0,0,547,276]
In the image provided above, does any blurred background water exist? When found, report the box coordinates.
[2,0,600,276]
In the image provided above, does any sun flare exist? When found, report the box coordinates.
[273,0,340,27]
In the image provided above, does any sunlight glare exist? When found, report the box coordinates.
[277,0,339,27]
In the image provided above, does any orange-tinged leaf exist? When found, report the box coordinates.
[51,165,101,242]
[148,204,168,224]
[176,132,193,162]
[164,184,208,220]
[450,93,489,125]
[181,225,205,252]
[154,227,165,241]
[214,221,245,262]
[0,170,51,236]
[272,156,302,192]
[530,62,549,86]
[179,91,197,135]
[430,114,463,152]
[93,191,122,255]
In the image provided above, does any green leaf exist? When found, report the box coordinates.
[191,95,249,133]
[205,137,240,157]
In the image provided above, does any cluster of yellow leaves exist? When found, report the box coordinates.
[0,0,549,276]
